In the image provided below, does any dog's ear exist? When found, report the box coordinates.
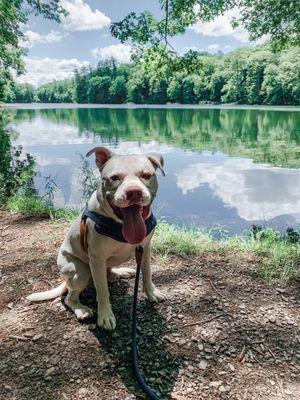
[86,147,114,170]
[146,153,165,176]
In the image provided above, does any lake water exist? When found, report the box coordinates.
[8,105,300,235]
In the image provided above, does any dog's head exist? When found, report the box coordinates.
[86,147,165,244]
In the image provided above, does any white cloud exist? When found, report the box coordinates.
[176,158,300,222]
[12,116,91,145]
[191,9,249,43]
[61,0,111,31]
[207,43,219,52]
[15,57,91,87]
[21,30,63,48]
[91,44,132,64]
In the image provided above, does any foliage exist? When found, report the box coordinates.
[7,45,300,106]
[111,0,300,50]
[0,0,66,101]
[0,110,37,203]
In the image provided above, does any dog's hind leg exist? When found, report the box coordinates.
[58,252,93,321]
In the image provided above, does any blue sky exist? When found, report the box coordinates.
[18,0,252,87]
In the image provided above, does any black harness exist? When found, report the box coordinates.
[81,205,157,243]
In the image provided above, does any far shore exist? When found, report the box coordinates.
[3,102,300,112]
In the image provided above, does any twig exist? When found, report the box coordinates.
[267,346,277,361]
[9,335,28,341]
[238,345,246,362]
[209,279,222,297]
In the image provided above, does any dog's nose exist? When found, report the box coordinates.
[126,188,143,201]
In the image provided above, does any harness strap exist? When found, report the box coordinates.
[79,216,88,253]
[79,205,157,250]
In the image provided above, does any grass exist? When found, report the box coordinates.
[5,195,300,283]
[6,194,78,222]
[153,222,300,283]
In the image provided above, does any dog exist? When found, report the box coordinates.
[26,147,166,330]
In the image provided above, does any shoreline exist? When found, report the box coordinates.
[3,197,300,283]
[3,103,300,112]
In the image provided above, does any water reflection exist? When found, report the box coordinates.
[10,107,300,234]
[176,158,300,222]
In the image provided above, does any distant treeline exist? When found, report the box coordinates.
[5,44,300,105]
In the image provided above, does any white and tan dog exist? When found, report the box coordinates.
[27,147,166,330]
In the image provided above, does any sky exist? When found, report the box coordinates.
[17,0,254,87]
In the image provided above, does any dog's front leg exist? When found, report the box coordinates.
[142,242,167,303]
[89,257,116,331]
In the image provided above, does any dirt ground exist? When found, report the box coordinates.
[0,211,299,400]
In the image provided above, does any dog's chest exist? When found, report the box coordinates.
[105,245,135,267]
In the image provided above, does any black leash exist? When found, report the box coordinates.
[132,245,161,400]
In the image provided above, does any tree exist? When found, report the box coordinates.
[109,76,127,103]
[111,0,300,51]
[87,76,111,103]
[0,0,66,101]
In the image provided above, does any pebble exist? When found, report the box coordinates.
[228,363,235,372]
[46,367,55,376]
[199,360,208,370]
[209,381,222,388]
[197,344,204,351]
[32,334,43,341]
[219,385,229,393]
[268,315,276,323]
[78,388,88,396]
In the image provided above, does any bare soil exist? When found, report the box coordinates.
[0,211,299,400]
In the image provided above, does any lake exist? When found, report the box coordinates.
[8,104,300,235]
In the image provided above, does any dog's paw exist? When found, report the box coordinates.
[145,286,167,303]
[108,267,135,282]
[97,307,116,331]
[74,306,93,321]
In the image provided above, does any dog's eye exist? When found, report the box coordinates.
[110,175,120,182]
[141,172,153,180]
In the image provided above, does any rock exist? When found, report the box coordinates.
[78,388,88,396]
[239,303,246,309]
[208,338,216,345]
[209,381,222,388]
[276,288,286,294]
[32,334,43,341]
[268,315,276,323]
[219,385,230,392]
[228,363,235,372]
[199,360,208,370]
[46,367,55,376]
[197,344,204,351]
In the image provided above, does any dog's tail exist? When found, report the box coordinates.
[26,282,67,302]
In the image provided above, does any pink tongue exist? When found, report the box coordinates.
[122,205,147,244]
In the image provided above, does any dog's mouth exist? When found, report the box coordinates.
[110,204,151,244]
